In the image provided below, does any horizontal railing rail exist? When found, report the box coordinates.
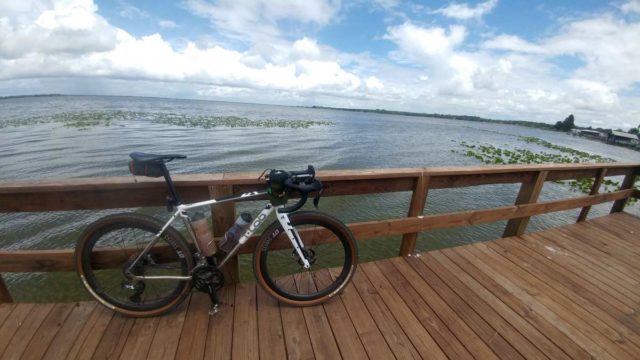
[0,162,638,303]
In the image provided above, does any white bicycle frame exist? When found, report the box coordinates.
[126,190,311,281]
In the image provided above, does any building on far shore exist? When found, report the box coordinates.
[570,129,603,140]
[607,131,640,147]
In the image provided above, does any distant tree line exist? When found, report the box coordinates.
[310,106,558,131]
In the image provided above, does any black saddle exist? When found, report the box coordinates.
[129,152,186,163]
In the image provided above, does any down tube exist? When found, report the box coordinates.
[218,204,275,268]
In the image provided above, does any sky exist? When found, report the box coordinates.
[1,0,640,130]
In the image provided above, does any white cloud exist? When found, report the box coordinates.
[0,1,364,99]
[483,35,545,54]
[621,0,640,14]
[365,76,384,91]
[183,0,341,44]
[0,0,117,59]
[117,0,148,19]
[385,22,478,93]
[484,16,640,89]
[291,38,321,60]
[385,23,466,58]
[158,20,177,29]
[433,0,498,20]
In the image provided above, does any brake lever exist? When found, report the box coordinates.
[313,189,322,208]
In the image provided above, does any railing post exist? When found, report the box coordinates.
[399,173,430,256]
[503,170,548,237]
[610,170,638,213]
[209,184,239,284]
[577,168,607,222]
[0,274,12,303]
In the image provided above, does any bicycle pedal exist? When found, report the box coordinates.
[209,304,220,316]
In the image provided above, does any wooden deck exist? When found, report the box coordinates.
[1,212,639,359]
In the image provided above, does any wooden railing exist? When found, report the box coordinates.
[1,162,638,303]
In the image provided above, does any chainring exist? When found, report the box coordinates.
[191,264,224,292]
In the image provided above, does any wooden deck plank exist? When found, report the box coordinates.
[453,245,618,360]
[313,269,368,359]
[591,214,640,244]
[0,304,14,328]
[361,261,448,360]
[486,241,640,350]
[549,228,640,302]
[0,303,53,360]
[467,243,637,360]
[474,242,640,358]
[404,255,525,360]
[0,303,34,355]
[521,232,640,322]
[91,313,134,359]
[569,223,640,271]
[277,276,314,360]
[350,269,422,359]
[175,292,210,360]
[66,305,114,360]
[441,248,591,360]
[374,259,475,360]
[256,285,286,360]
[42,302,97,360]
[419,252,549,360]
[496,237,640,335]
[328,268,395,360]
[295,272,342,360]
[119,316,160,359]
[530,231,640,299]
[590,214,640,247]
[543,227,640,289]
[428,250,573,360]
[231,282,259,360]
[558,225,640,275]
[20,302,75,360]
[388,257,499,360]
[147,300,188,360]
[581,220,640,257]
[204,286,235,360]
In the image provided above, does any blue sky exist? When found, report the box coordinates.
[1,0,639,129]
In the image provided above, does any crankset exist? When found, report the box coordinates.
[191,264,225,315]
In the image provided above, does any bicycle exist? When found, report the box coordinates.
[75,152,358,317]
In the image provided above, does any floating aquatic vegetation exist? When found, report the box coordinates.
[0,111,129,130]
[454,136,638,205]
[0,110,333,130]
[146,112,332,129]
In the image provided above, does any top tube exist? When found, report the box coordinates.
[178,190,267,212]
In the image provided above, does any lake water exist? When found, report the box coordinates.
[1,95,638,301]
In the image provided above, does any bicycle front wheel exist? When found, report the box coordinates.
[75,213,193,317]
[254,211,358,306]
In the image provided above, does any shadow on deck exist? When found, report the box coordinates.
[1,212,639,359]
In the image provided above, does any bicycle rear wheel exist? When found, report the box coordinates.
[254,211,357,306]
[75,213,193,317]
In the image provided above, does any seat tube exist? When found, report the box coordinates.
[160,163,181,205]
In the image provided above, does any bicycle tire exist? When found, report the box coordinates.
[254,211,357,306]
[75,213,194,317]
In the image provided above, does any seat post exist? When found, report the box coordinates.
[160,163,182,205]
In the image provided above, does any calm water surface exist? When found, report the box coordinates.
[1,95,638,301]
